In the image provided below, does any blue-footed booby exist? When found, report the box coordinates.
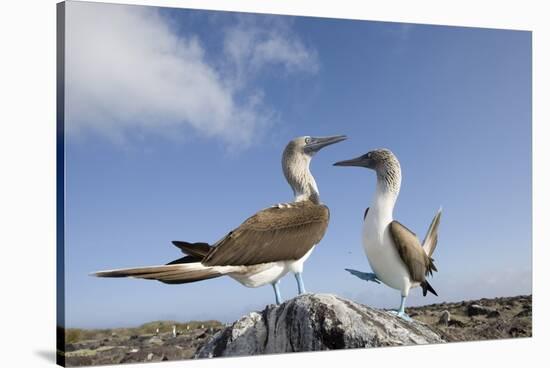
[334,149,442,320]
[93,135,347,305]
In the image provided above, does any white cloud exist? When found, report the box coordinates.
[222,19,319,86]
[65,2,318,148]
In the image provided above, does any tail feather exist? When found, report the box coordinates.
[421,280,438,297]
[92,262,225,285]
[426,257,438,276]
[422,207,442,257]
[172,241,212,259]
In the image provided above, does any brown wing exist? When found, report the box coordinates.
[389,221,436,283]
[202,201,330,266]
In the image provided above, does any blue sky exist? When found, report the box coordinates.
[63,2,531,328]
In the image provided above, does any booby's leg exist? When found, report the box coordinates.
[272,281,282,305]
[345,268,381,284]
[397,295,407,315]
[295,272,306,294]
[388,296,412,321]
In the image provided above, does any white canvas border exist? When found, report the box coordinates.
[0,1,546,367]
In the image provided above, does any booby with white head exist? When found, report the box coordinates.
[334,148,442,320]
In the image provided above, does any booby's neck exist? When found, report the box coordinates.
[369,168,401,224]
[283,153,320,204]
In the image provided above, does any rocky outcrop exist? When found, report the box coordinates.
[195,293,444,358]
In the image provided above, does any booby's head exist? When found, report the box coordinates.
[283,135,347,202]
[285,135,348,157]
[334,148,401,194]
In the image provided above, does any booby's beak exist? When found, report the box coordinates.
[333,154,371,168]
[304,135,347,154]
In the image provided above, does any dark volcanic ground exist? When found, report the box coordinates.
[60,295,531,366]
[407,294,532,342]
[61,321,224,366]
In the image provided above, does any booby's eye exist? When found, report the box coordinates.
[304,137,311,144]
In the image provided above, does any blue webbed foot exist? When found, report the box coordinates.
[345,268,381,284]
[388,295,412,321]
[388,310,413,322]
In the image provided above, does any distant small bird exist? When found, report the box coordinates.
[92,135,346,305]
[334,149,442,320]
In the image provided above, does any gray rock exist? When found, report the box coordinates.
[438,310,451,325]
[195,294,444,358]
[467,304,492,316]
[148,336,163,345]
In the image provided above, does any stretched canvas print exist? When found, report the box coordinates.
[56,1,532,366]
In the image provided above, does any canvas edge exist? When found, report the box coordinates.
[56,1,67,367]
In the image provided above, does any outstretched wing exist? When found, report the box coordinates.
[202,201,330,266]
[389,221,437,283]
[422,208,442,257]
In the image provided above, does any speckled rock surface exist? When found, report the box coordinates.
[195,293,444,358]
